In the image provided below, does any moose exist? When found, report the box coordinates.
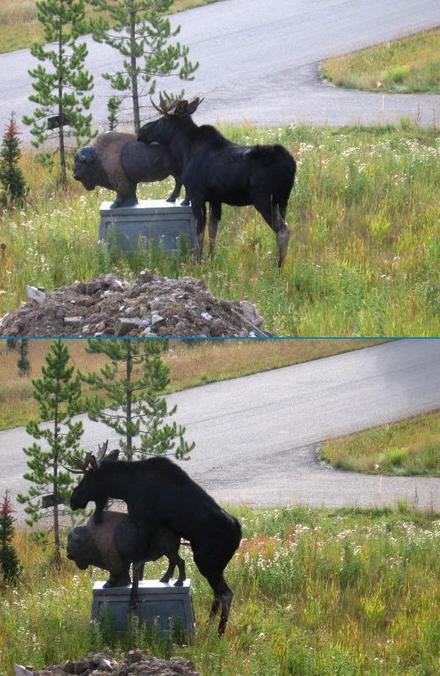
[69,443,241,635]
[73,131,188,208]
[137,95,297,267]
[67,510,186,593]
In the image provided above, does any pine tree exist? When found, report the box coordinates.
[107,95,122,130]
[17,339,31,377]
[81,339,194,461]
[0,114,27,208]
[0,492,21,587]
[6,338,17,352]
[17,340,84,566]
[23,0,95,185]
[88,0,198,133]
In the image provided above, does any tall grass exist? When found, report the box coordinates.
[321,410,440,476]
[1,506,439,674]
[323,28,440,93]
[1,124,440,336]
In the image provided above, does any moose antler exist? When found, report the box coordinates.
[150,93,204,117]
[63,442,119,474]
[150,91,184,116]
[62,451,93,474]
[96,440,108,465]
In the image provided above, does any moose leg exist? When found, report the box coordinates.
[159,553,185,586]
[166,178,182,203]
[159,557,175,584]
[129,560,144,611]
[208,202,222,259]
[252,195,291,267]
[275,205,291,268]
[193,547,233,635]
[192,201,206,262]
[206,572,233,636]
[168,181,191,206]
[181,188,191,206]
[174,553,186,587]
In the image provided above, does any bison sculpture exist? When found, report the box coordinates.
[73,131,188,208]
[67,510,186,590]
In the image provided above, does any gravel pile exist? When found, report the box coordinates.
[0,271,265,337]
[15,651,199,676]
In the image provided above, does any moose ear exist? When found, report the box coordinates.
[105,449,120,462]
[174,100,189,116]
[187,97,204,115]
[90,455,99,470]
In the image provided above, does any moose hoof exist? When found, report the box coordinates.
[174,579,184,587]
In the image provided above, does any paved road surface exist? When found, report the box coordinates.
[1,339,440,519]
[0,0,439,138]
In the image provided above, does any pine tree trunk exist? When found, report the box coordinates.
[129,10,141,135]
[126,342,133,460]
[58,19,67,186]
[53,397,61,568]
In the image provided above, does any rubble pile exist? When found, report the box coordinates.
[0,271,265,337]
[15,650,199,676]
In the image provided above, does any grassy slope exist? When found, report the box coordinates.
[0,0,217,54]
[1,506,439,674]
[1,124,440,336]
[0,338,377,430]
[321,410,440,476]
[323,28,440,93]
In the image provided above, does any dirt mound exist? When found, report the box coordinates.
[15,650,199,675]
[0,271,265,337]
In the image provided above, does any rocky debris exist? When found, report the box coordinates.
[15,651,199,676]
[26,285,47,305]
[0,271,266,338]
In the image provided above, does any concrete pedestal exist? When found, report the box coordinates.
[91,579,195,638]
[98,200,196,254]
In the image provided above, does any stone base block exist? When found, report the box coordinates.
[91,579,195,638]
[98,200,196,254]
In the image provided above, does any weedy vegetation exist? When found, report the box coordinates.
[323,28,440,94]
[1,506,439,674]
[321,409,440,476]
[1,124,440,335]
[0,338,378,431]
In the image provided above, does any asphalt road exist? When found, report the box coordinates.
[1,0,439,138]
[2,339,440,519]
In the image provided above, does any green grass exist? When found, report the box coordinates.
[323,28,440,93]
[321,410,440,476]
[0,0,219,54]
[1,505,439,674]
[2,124,440,336]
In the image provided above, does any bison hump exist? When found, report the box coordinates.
[122,141,172,184]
